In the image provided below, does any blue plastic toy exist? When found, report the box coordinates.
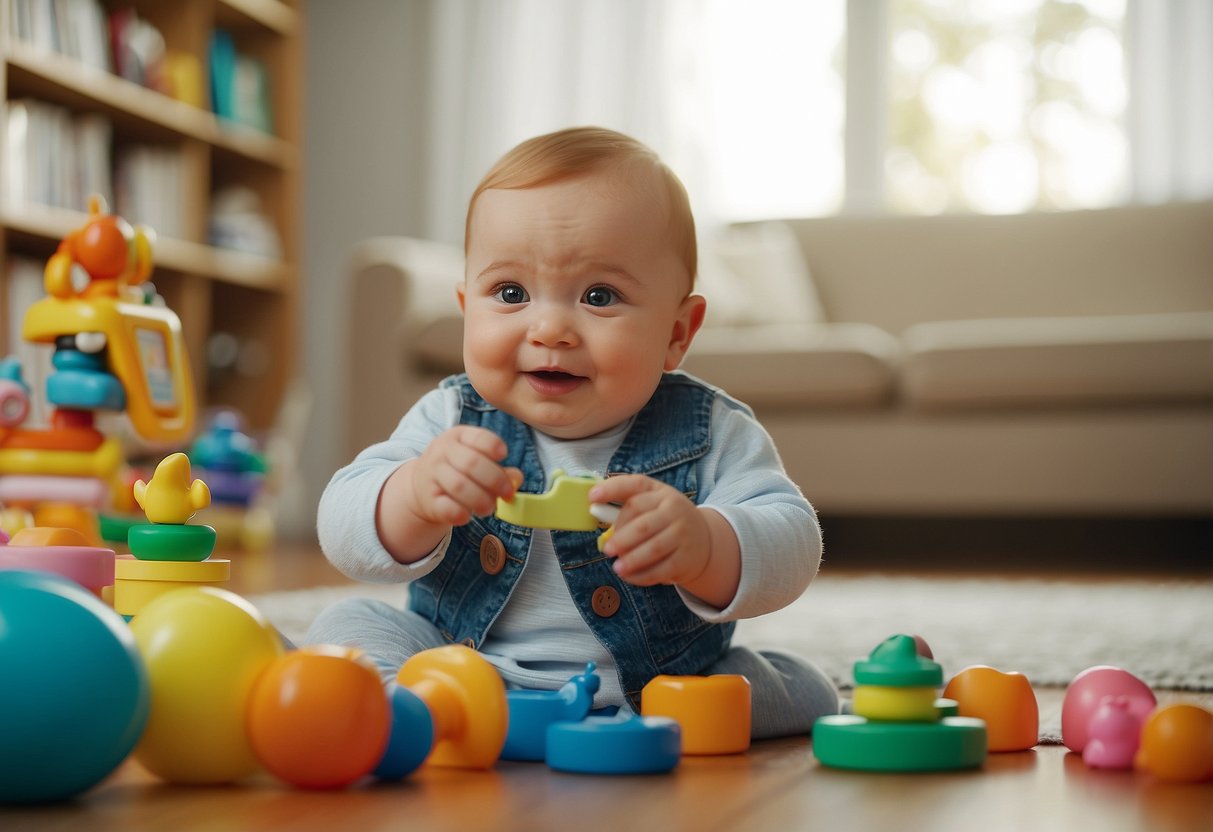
[373,683,436,780]
[0,570,149,803]
[46,349,126,410]
[546,714,681,775]
[502,663,601,761]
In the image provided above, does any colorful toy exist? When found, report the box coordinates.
[813,634,987,772]
[128,586,284,784]
[23,196,194,443]
[1,198,197,544]
[943,665,1039,752]
[0,526,116,597]
[641,674,751,755]
[127,453,217,562]
[189,409,275,553]
[502,663,601,761]
[1134,703,1213,782]
[393,644,509,769]
[545,714,681,775]
[0,570,149,804]
[114,454,226,616]
[247,645,392,789]
[189,409,268,503]
[496,469,603,531]
[1083,696,1142,770]
[1061,665,1156,754]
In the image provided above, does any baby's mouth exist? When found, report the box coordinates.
[525,369,587,394]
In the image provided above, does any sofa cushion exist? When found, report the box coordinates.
[683,323,901,408]
[902,312,1213,409]
[697,221,826,328]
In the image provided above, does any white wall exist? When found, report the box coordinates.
[292,0,432,539]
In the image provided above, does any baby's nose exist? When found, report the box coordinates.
[528,307,579,347]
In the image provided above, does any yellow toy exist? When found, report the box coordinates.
[495,469,602,531]
[113,555,231,618]
[133,453,211,524]
[128,586,284,784]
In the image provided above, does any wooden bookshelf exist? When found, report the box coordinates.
[0,0,301,432]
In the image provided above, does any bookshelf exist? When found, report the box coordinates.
[0,0,301,432]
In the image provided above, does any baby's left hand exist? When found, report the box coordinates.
[587,475,711,588]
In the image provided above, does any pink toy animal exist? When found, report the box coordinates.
[1083,696,1141,769]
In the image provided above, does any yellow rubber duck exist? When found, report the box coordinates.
[133,452,211,524]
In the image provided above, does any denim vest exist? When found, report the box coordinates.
[406,371,736,710]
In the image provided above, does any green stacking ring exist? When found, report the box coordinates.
[127,523,217,562]
[98,513,141,545]
[812,714,987,772]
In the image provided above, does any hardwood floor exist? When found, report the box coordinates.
[3,542,1211,831]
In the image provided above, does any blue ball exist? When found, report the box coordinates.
[0,571,150,803]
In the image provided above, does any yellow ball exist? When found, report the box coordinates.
[129,586,283,783]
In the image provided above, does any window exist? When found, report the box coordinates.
[676,0,1130,220]
[886,0,1127,214]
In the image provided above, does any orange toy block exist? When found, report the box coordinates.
[944,665,1039,752]
[642,674,751,755]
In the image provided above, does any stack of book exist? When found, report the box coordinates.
[8,0,112,73]
[210,30,274,134]
[2,99,112,211]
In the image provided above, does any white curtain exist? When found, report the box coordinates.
[424,0,679,244]
[422,0,1213,243]
[1127,0,1213,203]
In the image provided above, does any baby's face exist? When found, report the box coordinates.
[460,168,703,439]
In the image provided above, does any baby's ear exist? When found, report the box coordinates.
[664,293,707,371]
[456,282,467,313]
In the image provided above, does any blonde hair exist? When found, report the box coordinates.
[465,127,697,285]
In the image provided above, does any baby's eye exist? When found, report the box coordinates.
[494,284,529,304]
[583,286,618,307]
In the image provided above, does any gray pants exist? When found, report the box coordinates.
[305,597,839,740]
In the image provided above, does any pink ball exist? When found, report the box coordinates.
[1062,666,1156,752]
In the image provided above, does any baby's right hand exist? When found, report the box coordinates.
[404,426,522,527]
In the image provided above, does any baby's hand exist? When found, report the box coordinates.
[406,426,522,527]
[588,475,712,588]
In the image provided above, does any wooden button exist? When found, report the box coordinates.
[591,585,621,617]
[479,535,506,575]
[461,637,476,648]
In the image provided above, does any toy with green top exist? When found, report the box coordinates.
[813,634,987,772]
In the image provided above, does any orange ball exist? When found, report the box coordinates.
[247,645,391,789]
[1135,704,1213,783]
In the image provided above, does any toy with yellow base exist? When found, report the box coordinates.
[114,453,225,617]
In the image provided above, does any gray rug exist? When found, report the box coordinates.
[249,572,1213,692]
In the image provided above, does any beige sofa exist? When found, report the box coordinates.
[344,201,1213,517]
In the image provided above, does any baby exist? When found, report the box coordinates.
[309,126,839,737]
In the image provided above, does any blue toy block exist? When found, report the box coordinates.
[502,663,600,761]
[545,714,681,775]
